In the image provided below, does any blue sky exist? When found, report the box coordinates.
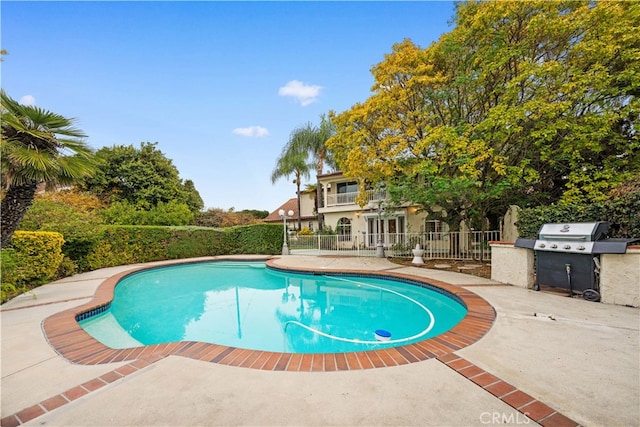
[1,1,456,212]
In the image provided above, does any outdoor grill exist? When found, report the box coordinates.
[515,222,639,302]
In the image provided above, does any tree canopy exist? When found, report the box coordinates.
[328,0,639,230]
[79,142,204,213]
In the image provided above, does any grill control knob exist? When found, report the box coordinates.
[538,243,546,248]
[577,245,586,251]
[551,244,558,249]
[563,244,571,250]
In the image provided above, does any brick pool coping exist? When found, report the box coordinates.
[40,256,496,369]
[2,257,580,426]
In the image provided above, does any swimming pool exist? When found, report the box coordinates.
[79,261,467,354]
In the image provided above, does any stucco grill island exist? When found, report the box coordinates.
[515,222,640,301]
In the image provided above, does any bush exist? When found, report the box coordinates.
[604,176,640,238]
[516,176,639,239]
[85,223,283,270]
[515,203,605,238]
[19,192,104,272]
[1,223,283,302]
[1,249,20,302]
[101,200,194,226]
[86,226,173,269]
[10,231,65,284]
[228,224,283,254]
[165,227,233,259]
[56,256,78,278]
[1,232,65,302]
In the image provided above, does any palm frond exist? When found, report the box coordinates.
[1,89,96,188]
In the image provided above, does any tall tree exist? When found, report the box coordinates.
[286,115,337,229]
[79,142,203,214]
[329,1,639,231]
[271,126,313,230]
[183,179,204,213]
[1,90,97,247]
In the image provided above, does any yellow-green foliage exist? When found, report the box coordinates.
[9,231,65,284]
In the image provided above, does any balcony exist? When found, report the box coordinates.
[325,189,387,207]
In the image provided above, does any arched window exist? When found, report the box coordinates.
[337,217,352,241]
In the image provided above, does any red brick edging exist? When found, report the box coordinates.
[438,354,579,427]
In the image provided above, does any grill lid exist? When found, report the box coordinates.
[514,221,638,255]
[538,222,609,241]
[534,222,609,254]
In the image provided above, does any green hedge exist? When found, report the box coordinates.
[1,231,65,302]
[1,224,282,303]
[85,223,282,269]
[516,177,640,239]
[516,204,605,238]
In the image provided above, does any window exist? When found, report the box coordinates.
[337,217,352,241]
[426,220,445,240]
[337,182,358,194]
[333,182,358,205]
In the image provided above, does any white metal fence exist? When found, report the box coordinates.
[289,231,500,261]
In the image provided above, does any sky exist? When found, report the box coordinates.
[1,1,456,212]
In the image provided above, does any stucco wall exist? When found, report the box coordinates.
[490,242,535,289]
[600,247,640,307]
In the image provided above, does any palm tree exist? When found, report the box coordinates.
[287,115,336,230]
[1,90,97,247]
[271,126,312,230]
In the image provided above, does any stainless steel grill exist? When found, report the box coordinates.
[515,222,638,302]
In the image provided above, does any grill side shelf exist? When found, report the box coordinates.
[514,238,536,249]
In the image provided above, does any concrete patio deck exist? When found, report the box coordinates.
[1,255,638,426]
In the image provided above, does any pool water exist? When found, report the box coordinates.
[79,261,467,354]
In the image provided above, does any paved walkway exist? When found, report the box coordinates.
[1,256,638,426]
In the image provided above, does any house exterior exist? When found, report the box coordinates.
[316,171,449,250]
[265,172,509,259]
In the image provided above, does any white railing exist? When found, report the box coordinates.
[325,189,386,207]
[289,231,500,261]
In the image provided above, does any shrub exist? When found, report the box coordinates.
[515,203,604,238]
[19,192,104,272]
[2,224,283,301]
[85,223,283,270]
[9,231,65,284]
[604,176,640,238]
[229,224,283,254]
[516,177,639,239]
[165,228,228,259]
[100,200,194,226]
[86,226,171,269]
[1,232,65,302]
[56,256,79,278]
[1,249,20,302]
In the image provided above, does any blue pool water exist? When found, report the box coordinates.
[79,261,467,353]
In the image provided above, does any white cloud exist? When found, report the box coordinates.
[19,95,36,106]
[278,80,323,106]
[232,126,270,138]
